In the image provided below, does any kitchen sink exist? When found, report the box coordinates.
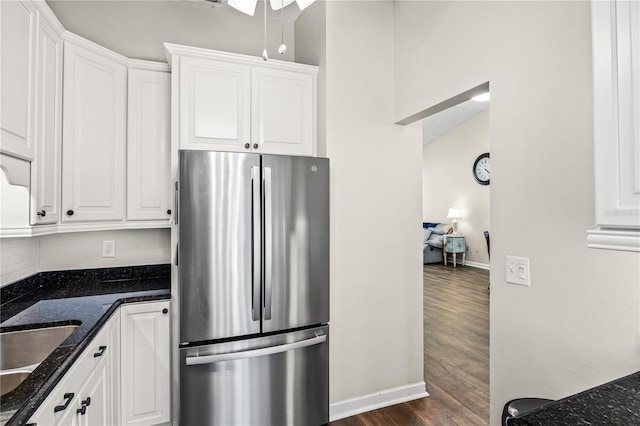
[0,324,79,396]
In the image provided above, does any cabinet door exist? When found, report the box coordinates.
[62,41,126,223]
[179,56,250,151]
[31,14,63,225]
[0,0,36,160]
[120,301,171,426]
[251,67,314,156]
[77,361,109,426]
[592,0,640,229]
[127,69,171,221]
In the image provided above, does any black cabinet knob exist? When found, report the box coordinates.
[244,143,250,149]
[167,209,172,215]
[66,210,74,216]
[253,143,258,149]
[162,308,169,314]
[37,210,46,217]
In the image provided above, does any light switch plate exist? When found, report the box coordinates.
[506,255,530,286]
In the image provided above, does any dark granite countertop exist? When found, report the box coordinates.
[509,371,640,426]
[0,265,171,426]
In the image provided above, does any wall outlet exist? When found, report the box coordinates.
[103,240,116,258]
[506,255,530,286]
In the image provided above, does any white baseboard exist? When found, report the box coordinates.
[464,260,490,270]
[329,381,429,421]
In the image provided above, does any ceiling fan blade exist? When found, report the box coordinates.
[228,0,258,15]
[295,0,315,10]
[269,0,295,10]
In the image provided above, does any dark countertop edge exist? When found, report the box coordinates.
[0,264,170,308]
[509,370,640,425]
[3,292,170,426]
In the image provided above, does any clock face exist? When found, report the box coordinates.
[473,153,490,185]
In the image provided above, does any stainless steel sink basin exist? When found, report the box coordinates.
[0,324,78,396]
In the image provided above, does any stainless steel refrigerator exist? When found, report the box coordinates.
[178,150,329,426]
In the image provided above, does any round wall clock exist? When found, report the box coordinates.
[473,153,490,185]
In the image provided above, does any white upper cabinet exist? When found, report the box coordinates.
[62,40,127,223]
[166,44,318,156]
[31,12,63,225]
[589,0,640,251]
[179,56,251,151]
[127,69,171,221]
[0,0,36,160]
[251,67,314,156]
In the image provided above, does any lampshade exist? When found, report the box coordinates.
[446,208,461,219]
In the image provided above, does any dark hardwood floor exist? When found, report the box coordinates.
[330,264,490,426]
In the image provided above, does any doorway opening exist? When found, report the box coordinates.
[418,84,491,424]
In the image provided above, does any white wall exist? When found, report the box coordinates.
[38,229,170,272]
[46,0,295,63]
[321,1,426,416]
[423,111,490,266]
[394,1,640,423]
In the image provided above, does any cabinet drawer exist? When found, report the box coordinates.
[28,322,112,424]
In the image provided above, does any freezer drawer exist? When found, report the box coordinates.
[180,326,329,426]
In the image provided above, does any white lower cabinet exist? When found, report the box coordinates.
[120,301,171,426]
[28,301,170,426]
[28,315,116,425]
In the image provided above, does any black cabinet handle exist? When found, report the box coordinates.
[54,393,74,413]
[66,210,74,216]
[253,143,258,149]
[167,209,172,215]
[81,397,91,407]
[93,345,106,357]
[37,210,46,217]
[162,308,168,314]
[244,143,250,149]
[76,405,86,415]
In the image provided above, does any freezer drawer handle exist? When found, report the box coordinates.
[185,334,326,366]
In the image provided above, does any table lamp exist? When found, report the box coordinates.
[447,207,461,234]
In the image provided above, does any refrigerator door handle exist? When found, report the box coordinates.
[185,334,326,366]
[251,165,262,322]
[263,166,273,320]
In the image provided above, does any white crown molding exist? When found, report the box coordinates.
[62,31,129,65]
[329,381,429,422]
[164,43,318,75]
[587,228,640,252]
[32,0,65,35]
[126,58,170,73]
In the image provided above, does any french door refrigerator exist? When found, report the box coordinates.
[178,150,329,426]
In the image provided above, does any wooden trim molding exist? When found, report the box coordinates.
[587,229,640,252]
